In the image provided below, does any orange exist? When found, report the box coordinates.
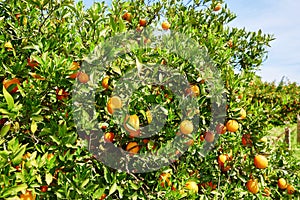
[126,142,140,154]
[69,61,80,70]
[27,58,39,68]
[227,40,233,48]
[107,96,122,114]
[3,78,20,93]
[218,154,231,172]
[20,190,36,200]
[180,120,193,134]
[122,12,132,22]
[78,72,89,83]
[213,3,222,11]
[216,123,226,134]
[102,76,109,89]
[162,21,170,30]
[189,85,200,96]
[263,187,271,197]
[278,178,287,190]
[124,114,140,133]
[246,179,259,194]
[104,132,114,142]
[218,154,227,166]
[40,185,48,192]
[287,184,295,194]
[99,193,107,200]
[56,88,69,101]
[226,120,239,132]
[204,131,214,143]
[242,134,253,147]
[68,72,80,79]
[254,155,268,169]
[47,153,54,160]
[185,180,198,193]
[159,173,172,187]
[139,18,147,27]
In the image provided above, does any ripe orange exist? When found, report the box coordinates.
[218,154,227,166]
[159,173,172,187]
[227,40,233,48]
[213,3,222,11]
[226,120,239,132]
[139,18,147,27]
[47,153,54,160]
[56,88,69,101]
[107,96,122,114]
[287,184,295,194]
[3,78,20,93]
[102,76,109,89]
[246,179,259,194]
[104,132,114,142]
[216,123,226,134]
[69,61,80,70]
[27,58,39,68]
[124,114,140,134]
[68,72,80,79]
[185,180,198,193]
[254,155,268,169]
[242,134,253,147]
[262,187,271,197]
[204,131,214,143]
[122,12,132,22]
[77,72,89,83]
[126,142,140,154]
[188,85,200,97]
[162,21,170,30]
[278,178,287,190]
[40,185,48,192]
[99,193,107,200]
[180,120,193,134]
[19,190,36,200]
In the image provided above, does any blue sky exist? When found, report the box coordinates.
[79,0,300,84]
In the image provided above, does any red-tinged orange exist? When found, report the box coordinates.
[254,155,268,169]
[242,134,253,147]
[263,187,271,197]
[204,131,214,143]
[226,120,239,132]
[227,40,233,48]
[99,193,107,200]
[139,18,147,27]
[107,96,122,114]
[27,58,39,68]
[47,153,54,160]
[246,179,259,194]
[19,190,36,200]
[68,72,80,79]
[186,85,200,97]
[3,78,20,93]
[104,132,114,142]
[180,120,193,134]
[185,180,198,193]
[56,88,69,101]
[40,185,48,192]
[69,61,80,70]
[126,142,140,154]
[122,12,132,22]
[287,184,295,194]
[102,76,109,89]
[78,72,89,83]
[162,21,170,30]
[213,3,222,11]
[278,178,287,190]
[216,123,226,134]
[159,173,172,187]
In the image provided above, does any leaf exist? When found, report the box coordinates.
[108,182,117,196]
[31,120,37,134]
[12,144,27,166]
[0,121,11,137]
[136,57,143,76]
[111,65,122,75]
[80,178,89,188]
[93,188,105,199]
[3,86,14,110]
[1,184,27,197]
[45,172,53,185]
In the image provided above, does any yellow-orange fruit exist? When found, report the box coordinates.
[278,178,287,190]
[162,21,170,30]
[226,120,239,132]
[254,155,268,169]
[126,142,140,154]
[246,179,259,194]
[180,120,193,134]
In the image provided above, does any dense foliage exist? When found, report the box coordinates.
[0,0,299,199]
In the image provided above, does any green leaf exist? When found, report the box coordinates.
[93,188,105,199]
[3,86,14,110]
[80,178,89,188]
[45,172,53,185]
[1,183,27,197]
[0,121,11,137]
[12,144,27,166]
[31,120,38,134]
[108,182,117,196]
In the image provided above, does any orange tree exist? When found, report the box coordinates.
[0,0,299,199]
